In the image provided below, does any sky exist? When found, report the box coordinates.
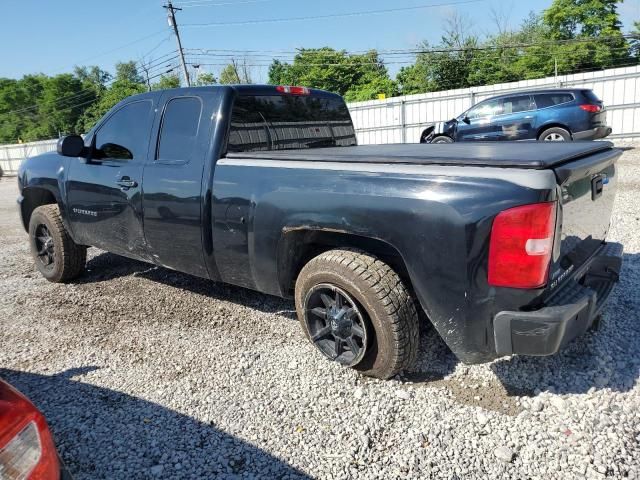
[1,0,639,83]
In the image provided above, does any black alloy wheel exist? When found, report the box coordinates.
[303,283,370,366]
[34,223,56,271]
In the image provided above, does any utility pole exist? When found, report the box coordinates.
[192,64,200,86]
[164,1,191,87]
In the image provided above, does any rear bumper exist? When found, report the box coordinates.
[493,242,623,356]
[574,126,612,141]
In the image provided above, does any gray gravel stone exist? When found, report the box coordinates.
[1,146,639,479]
[494,446,514,463]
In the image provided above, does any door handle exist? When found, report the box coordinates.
[116,177,138,190]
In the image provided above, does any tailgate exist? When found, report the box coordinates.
[546,148,621,293]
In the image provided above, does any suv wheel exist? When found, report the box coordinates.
[539,127,571,142]
[295,249,419,379]
[432,135,453,144]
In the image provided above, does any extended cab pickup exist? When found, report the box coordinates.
[18,85,623,379]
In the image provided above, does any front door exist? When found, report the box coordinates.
[65,98,156,260]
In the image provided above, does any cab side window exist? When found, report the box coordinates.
[94,100,153,161]
[157,97,203,161]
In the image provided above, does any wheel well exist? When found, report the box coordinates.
[537,123,572,140]
[277,229,412,297]
[21,188,57,231]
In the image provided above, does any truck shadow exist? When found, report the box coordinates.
[78,251,295,318]
[0,367,311,480]
[77,250,639,398]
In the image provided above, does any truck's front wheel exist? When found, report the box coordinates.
[295,249,419,379]
[29,204,86,283]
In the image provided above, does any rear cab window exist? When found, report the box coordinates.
[157,96,203,162]
[227,94,356,152]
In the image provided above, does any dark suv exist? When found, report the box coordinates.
[420,89,611,143]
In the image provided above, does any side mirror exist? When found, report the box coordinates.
[462,116,471,125]
[57,135,86,157]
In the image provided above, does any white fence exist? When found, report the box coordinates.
[347,65,640,145]
[0,139,57,176]
[2,65,640,176]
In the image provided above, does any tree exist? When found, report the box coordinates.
[541,0,631,72]
[219,60,252,84]
[153,74,181,90]
[267,48,396,101]
[632,21,640,57]
[396,14,479,94]
[196,72,217,85]
[77,61,145,132]
[115,61,144,84]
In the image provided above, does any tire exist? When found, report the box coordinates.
[431,135,453,144]
[295,249,419,379]
[29,204,86,283]
[539,127,571,142]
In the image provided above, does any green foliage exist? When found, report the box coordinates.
[396,1,634,96]
[153,74,181,90]
[267,48,397,101]
[77,62,146,133]
[0,0,636,143]
[196,72,217,86]
[219,64,241,84]
[219,61,252,84]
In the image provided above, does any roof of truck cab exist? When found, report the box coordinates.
[127,84,341,99]
[225,141,615,169]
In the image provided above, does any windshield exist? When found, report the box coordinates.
[227,94,357,152]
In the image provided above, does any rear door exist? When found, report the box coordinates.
[141,90,221,278]
[492,95,537,140]
[65,99,155,259]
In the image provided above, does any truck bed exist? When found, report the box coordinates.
[225,141,613,169]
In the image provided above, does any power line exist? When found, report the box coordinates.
[181,0,485,27]
[175,0,274,7]
[183,34,638,58]
[51,29,169,75]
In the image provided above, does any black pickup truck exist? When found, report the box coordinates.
[18,85,623,379]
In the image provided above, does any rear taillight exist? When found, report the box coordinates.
[0,383,60,480]
[488,202,557,289]
[579,104,602,113]
[276,85,310,95]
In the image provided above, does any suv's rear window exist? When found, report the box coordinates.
[227,95,356,152]
[581,90,602,103]
[534,93,574,109]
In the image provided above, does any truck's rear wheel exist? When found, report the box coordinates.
[295,249,419,379]
[29,204,86,283]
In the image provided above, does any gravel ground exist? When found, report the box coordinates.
[1,149,639,480]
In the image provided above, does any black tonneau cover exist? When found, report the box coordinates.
[225,141,614,169]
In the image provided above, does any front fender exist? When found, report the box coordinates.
[18,152,70,233]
